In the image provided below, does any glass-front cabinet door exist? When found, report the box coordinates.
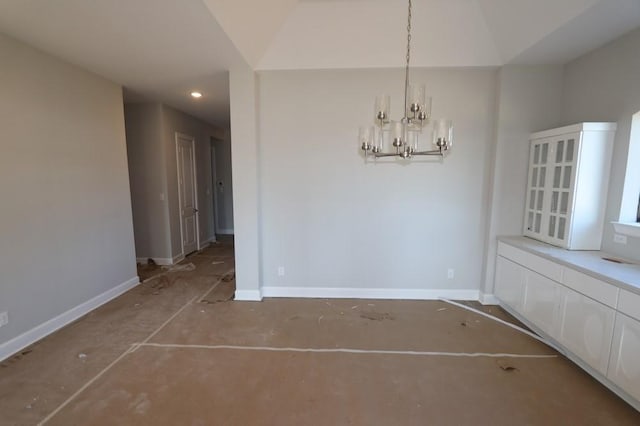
[524,132,580,247]
[546,134,579,246]
[525,138,550,238]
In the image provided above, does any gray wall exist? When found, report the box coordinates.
[212,132,235,233]
[482,66,564,295]
[562,27,640,261]
[229,66,261,299]
[257,68,497,291]
[124,104,172,259]
[0,34,137,345]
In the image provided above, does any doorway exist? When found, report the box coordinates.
[176,132,199,256]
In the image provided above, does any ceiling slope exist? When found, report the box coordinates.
[203,0,300,68]
[477,0,600,63]
[258,0,503,70]
[509,0,640,64]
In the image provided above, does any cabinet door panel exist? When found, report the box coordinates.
[495,256,525,313]
[524,138,551,240]
[558,287,615,375]
[523,270,560,337]
[608,314,640,401]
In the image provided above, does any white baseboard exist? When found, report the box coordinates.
[261,286,480,301]
[479,293,500,305]
[199,236,216,249]
[0,276,140,362]
[217,229,234,235]
[136,257,174,266]
[234,289,263,301]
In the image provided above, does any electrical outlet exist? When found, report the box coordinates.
[614,234,627,245]
[447,268,455,279]
[277,266,285,276]
[0,311,8,328]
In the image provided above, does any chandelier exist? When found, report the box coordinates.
[359,0,453,160]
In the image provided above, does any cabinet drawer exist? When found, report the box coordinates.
[562,268,618,308]
[618,289,640,322]
[498,242,563,282]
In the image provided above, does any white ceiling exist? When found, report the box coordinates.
[0,0,244,127]
[0,0,639,127]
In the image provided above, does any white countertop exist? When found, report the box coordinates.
[498,236,640,295]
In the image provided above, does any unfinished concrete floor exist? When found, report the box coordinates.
[1,239,639,425]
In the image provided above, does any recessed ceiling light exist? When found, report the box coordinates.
[190,91,203,98]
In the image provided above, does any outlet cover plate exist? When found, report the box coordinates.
[614,234,628,244]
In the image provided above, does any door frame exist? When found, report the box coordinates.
[175,132,200,257]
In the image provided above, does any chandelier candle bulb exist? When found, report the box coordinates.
[375,95,390,123]
[432,119,453,149]
[408,84,425,114]
[409,131,418,151]
[391,121,404,148]
[374,126,383,152]
[419,97,432,122]
[359,126,372,151]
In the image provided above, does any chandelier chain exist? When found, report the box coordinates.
[404,0,412,120]
[406,0,412,68]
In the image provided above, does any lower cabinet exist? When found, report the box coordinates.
[495,243,639,409]
[495,256,525,312]
[556,287,615,375]
[522,270,561,338]
[608,313,640,401]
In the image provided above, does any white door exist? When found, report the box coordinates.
[176,134,198,256]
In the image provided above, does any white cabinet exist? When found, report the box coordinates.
[524,123,616,249]
[608,313,640,401]
[495,240,640,410]
[557,286,616,375]
[522,270,561,338]
[495,256,525,313]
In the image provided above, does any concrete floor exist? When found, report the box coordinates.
[0,238,639,425]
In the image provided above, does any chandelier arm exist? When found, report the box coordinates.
[412,150,445,157]
[373,152,402,158]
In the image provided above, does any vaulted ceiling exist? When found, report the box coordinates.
[0,0,639,126]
